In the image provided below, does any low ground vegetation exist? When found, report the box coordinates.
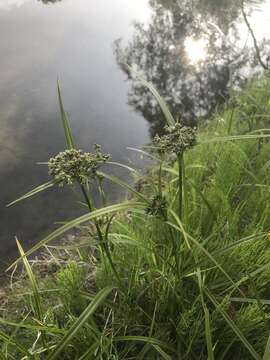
[1,76,270,359]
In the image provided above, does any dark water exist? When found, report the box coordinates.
[0,0,270,268]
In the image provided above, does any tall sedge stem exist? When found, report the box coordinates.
[178,153,184,221]
[159,159,180,272]
[80,184,121,284]
[158,160,163,197]
[168,225,180,277]
[182,155,188,226]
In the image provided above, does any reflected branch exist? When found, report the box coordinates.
[241,0,268,70]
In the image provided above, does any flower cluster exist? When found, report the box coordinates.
[153,123,196,156]
[48,145,110,186]
[145,195,167,219]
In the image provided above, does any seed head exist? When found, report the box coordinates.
[153,123,196,156]
[145,195,167,220]
[48,145,110,186]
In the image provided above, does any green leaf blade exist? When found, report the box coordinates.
[124,64,175,127]
[7,180,55,207]
[57,80,75,149]
[7,201,145,271]
[46,286,114,360]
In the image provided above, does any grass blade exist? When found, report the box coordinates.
[211,233,267,257]
[168,209,245,296]
[229,297,270,305]
[204,287,261,360]
[7,202,145,271]
[7,180,55,207]
[46,286,114,360]
[78,341,101,360]
[107,161,140,175]
[201,133,270,144]
[204,307,215,360]
[16,239,43,323]
[0,330,32,357]
[127,146,161,162]
[114,336,174,353]
[57,80,75,149]
[16,238,47,348]
[0,318,64,335]
[124,64,175,127]
[263,334,270,360]
[196,266,215,360]
[98,171,150,204]
[152,344,172,360]
[186,178,215,217]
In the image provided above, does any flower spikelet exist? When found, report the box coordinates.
[145,195,167,219]
[48,145,110,186]
[153,123,196,155]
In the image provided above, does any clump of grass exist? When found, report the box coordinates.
[1,74,270,359]
[56,261,87,315]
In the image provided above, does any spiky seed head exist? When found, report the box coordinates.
[145,194,167,220]
[153,123,196,156]
[48,147,110,186]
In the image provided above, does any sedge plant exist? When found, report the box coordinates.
[2,72,270,359]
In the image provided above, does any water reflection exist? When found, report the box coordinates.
[184,37,208,64]
[115,0,270,136]
[0,0,151,268]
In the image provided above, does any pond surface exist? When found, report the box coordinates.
[0,0,270,268]
[0,0,151,267]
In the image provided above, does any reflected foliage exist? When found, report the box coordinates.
[115,0,269,136]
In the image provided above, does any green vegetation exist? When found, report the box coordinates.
[1,74,270,359]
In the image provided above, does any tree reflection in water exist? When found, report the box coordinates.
[115,0,269,136]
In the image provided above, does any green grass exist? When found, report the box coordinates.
[1,75,270,359]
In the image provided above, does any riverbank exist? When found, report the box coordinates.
[1,75,270,359]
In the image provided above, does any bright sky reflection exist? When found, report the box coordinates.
[185,37,208,64]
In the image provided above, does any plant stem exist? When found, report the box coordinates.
[80,184,121,284]
[178,153,184,221]
[168,225,180,277]
[158,160,163,197]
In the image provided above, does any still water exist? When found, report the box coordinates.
[0,0,151,267]
[1,0,270,267]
